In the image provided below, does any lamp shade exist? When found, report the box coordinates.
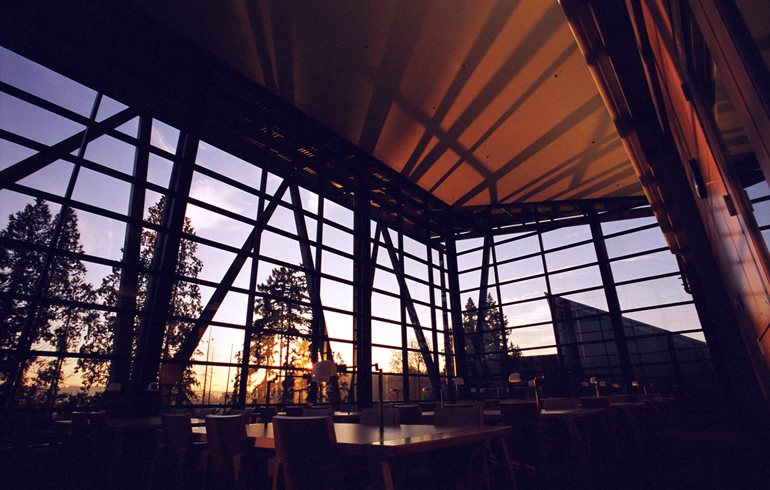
[311,360,337,382]
[590,377,598,384]
[508,373,522,383]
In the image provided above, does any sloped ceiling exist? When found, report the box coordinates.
[135,0,643,208]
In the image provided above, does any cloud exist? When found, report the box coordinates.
[186,174,257,232]
[151,125,177,153]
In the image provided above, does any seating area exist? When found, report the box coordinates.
[2,0,770,489]
[3,399,770,489]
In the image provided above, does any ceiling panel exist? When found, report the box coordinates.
[135,0,644,207]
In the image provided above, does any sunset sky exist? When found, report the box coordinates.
[1,45,706,397]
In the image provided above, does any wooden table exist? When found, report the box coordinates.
[274,411,362,423]
[196,422,516,489]
[56,416,205,428]
[420,409,503,424]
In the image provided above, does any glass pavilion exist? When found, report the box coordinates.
[1,0,768,438]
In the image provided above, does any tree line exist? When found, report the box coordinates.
[0,198,329,409]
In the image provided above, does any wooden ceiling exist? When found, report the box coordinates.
[134,0,644,208]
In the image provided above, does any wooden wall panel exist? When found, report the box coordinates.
[641,0,770,401]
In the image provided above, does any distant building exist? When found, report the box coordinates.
[515,295,714,397]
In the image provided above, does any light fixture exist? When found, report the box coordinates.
[373,363,385,434]
[509,373,540,406]
[311,359,337,383]
[590,377,601,397]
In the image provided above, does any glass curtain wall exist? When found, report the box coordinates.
[455,208,717,400]
[1,45,724,412]
[0,47,450,411]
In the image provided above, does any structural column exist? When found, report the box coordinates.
[109,116,151,393]
[353,171,373,406]
[131,132,197,413]
[589,211,634,386]
[444,211,466,399]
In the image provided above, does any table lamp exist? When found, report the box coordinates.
[372,363,385,434]
[590,377,601,397]
[311,359,337,383]
[452,377,464,401]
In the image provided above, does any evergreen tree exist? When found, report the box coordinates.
[251,267,312,404]
[0,199,93,407]
[76,197,203,403]
[462,295,521,372]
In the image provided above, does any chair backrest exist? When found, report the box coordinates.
[69,411,90,447]
[607,394,636,403]
[359,407,398,426]
[70,411,90,430]
[394,404,422,425]
[419,402,437,412]
[302,406,333,417]
[162,413,194,449]
[284,405,305,417]
[499,401,543,466]
[259,406,277,423]
[205,415,249,483]
[433,404,484,427]
[541,397,580,410]
[273,416,341,490]
[499,401,541,429]
[231,408,255,424]
[581,397,610,409]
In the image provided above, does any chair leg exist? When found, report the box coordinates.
[498,438,518,490]
[269,458,281,490]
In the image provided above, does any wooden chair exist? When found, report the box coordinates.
[433,403,484,427]
[581,396,610,409]
[259,406,277,423]
[153,413,208,490]
[432,404,492,488]
[205,415,260,490]
[272,416,343,490]
[394,404,422,425]
[541,397,580,410]
[284,405,305,417]
[0,412,57,489]
[301,405,333,417]
[359,407,398,426]
[499,401,549,486]
[68,411,91,452]
[231,408,255,424]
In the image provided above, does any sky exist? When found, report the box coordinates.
[0,45,727,398]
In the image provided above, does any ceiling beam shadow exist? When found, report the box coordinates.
[244,0,278,92]
[358,0,433,153]
[407,3,566,183]
[428,43,579,196]
[550,161,638,200]
[400,0,520,176]
[452,94,605,206]
[269,0,294,103]
[502,135,621,202]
